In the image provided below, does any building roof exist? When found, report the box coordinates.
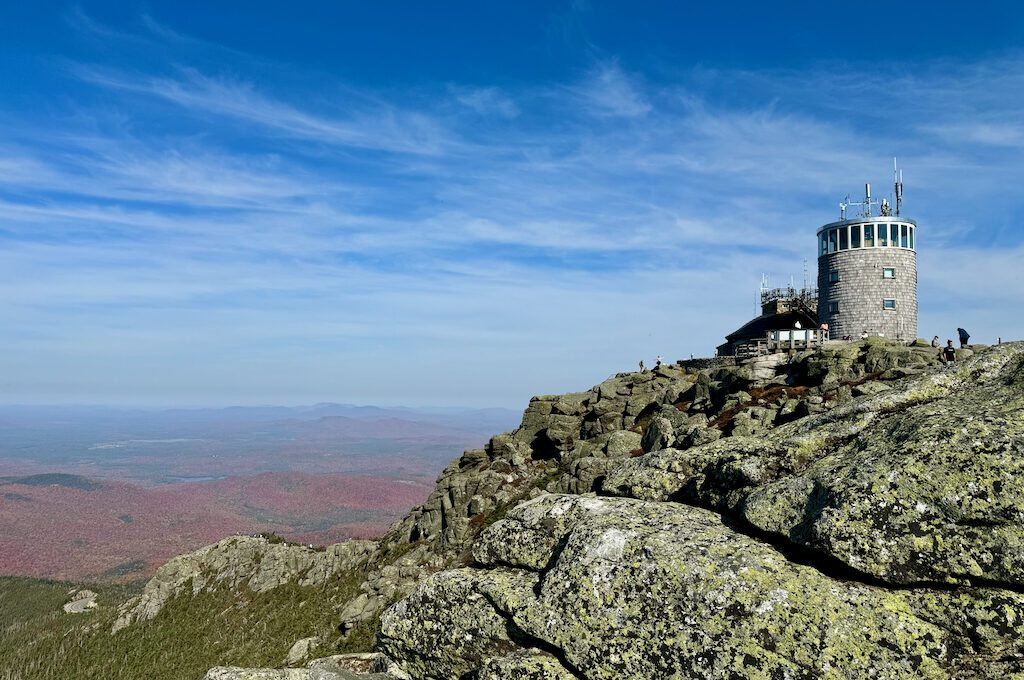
[723,309,819,344]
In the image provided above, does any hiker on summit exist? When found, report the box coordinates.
[931,335,940,348]
[941,340,957,368]
[958,327,971,348]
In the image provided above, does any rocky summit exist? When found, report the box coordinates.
[144,339,1024,679]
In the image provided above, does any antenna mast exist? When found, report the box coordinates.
[893,157,904,216]
[839,185,879,219]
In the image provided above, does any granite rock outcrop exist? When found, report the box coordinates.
[372,341,1024,678]
[112,535,376,632]
[146,339,1024,679]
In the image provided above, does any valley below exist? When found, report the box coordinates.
[0,403,517,582]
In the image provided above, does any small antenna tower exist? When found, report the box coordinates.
[838,184,879,219]
[893,157,904,216]
[802,257,808,291]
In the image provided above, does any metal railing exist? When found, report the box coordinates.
[733,328,831,358]
[759,286,818,308]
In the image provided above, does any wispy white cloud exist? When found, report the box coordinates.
[3,19,1024,405]
[450,86,520,118]
[569,62,652,118]
[74,66,461,156]
[922,122,1024,148]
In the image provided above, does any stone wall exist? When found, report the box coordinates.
[818,247,917,340]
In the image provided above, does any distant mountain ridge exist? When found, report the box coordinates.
[0,402,518,485]
[0,402,519,430]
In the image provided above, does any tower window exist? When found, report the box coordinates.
[820,233,828,256]
[882,298,897,310]
[890,224,899,246]
[839,228,849,250]
[882,267,896,279]
[851,226,861,248]
[828,301,840,314]
[828,229,838,253]
[863,224,874,247]
[829,271,840,283]
[877,224,888,247]
[909,227,915,250]
[901,224,908,248]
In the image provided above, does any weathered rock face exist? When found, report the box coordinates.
[113,536,376,632]
[345,344,939,637]
[373,342,1024,679]
[188,340,1023,679]
[607,343,1024,587]
[384,494,981,679]
[206,653,400,680]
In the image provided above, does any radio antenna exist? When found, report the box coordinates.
[894,158,904,216]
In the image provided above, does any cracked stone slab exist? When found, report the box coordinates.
[383,493,977,679]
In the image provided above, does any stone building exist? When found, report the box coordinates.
[816,182,918,341]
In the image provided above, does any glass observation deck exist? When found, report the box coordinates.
[817,218,916,257]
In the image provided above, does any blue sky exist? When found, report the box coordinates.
[2,2,1023,408]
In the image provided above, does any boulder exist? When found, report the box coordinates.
[641,416,674,452]
[476,650,576,679]
[382,494,960,679]
[378,568,539,680]
[743,354,1024,585]
[204,669,309,680]
[603,429,642,457]
[113,536,376,632]
[284,637,320,667]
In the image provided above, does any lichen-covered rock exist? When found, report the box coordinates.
[603,436,781,508]
[603,429,642,457]
[341,341,1022,655]
[604,344,1024,588]
[113,536,376,632]
[476,650,577,679]
[377,568,538,680]
[285,637,320,667]
[641,415,675,452]
[742,346,1024,585]
[308,653,398,679]
[383,494,956,679]
[204,669,309,680]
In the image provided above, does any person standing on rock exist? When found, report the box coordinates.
[942,340,957,368]
[931,335,940,348]
[957,327,970,348]
[655,355,663,369]
[639,360,646,373]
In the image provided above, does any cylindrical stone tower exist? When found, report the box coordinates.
[817,214,918,341]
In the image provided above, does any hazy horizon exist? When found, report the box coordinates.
[0,400,524,412]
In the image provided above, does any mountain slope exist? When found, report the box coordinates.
[372,341,1024,679]
[7,339,1024,679]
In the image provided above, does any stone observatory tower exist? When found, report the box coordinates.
[817,165,918,341]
